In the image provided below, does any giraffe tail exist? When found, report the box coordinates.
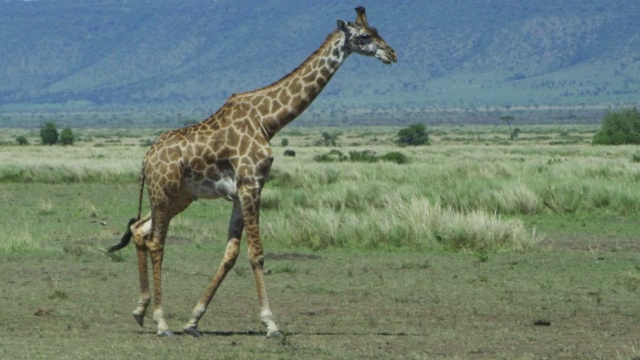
[108,217,138,253]
[108,168,146,253]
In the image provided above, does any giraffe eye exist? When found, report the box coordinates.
[358,33,372,40]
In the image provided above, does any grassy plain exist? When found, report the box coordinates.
[1,125,640,359]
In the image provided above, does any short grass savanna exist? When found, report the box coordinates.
[1,124,640,359]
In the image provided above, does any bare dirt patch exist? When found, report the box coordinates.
[265,252,322,261]
[2,246,640,359]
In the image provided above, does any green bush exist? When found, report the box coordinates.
[318,131,341,146]
[59,127,76,145]
[592,107,640,145]
[313,150,409,164]
[380,151,410,164]
[348,150,378,162]
[396,124,429,146]
[15,136,28,145]
[40,122,58,145]
[313,149,347,162]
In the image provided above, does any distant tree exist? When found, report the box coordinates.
[593,107,640,145]
[40,122,58,145]
[396,124,429,146]
[281,138,289,147]
[499,115,516,139]
[320,131,340,146]
[59,127,76,145]
[15,135,28,145]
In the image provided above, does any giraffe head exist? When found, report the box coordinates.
[337,6,397,64]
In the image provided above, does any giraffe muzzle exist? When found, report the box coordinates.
[377,47,397,64]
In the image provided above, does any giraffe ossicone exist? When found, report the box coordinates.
[109,6,396,337]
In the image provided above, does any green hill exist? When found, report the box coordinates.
[1,0,639,127]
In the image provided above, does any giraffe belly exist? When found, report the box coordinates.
[186,176,238,201]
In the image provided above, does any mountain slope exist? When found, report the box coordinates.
[1,0,640,126]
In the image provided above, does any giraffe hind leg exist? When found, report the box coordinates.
[132,241,150,328]
[146,209,178,337]
[131,215,153,328]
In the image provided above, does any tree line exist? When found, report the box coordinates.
[16,122,76,146]
[12,108,637,147]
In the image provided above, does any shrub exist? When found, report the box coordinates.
[380,151,409,164]
[15,136,28,145]
[592,107,640,145]
[313,149,347,162]
[396,124,429,146]
[40,122,58,145]
[313,150,409,164]
[349,150,378,162]
[318,131,341,146]
[59,127,76,145]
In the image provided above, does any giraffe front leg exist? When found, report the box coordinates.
[184,201,243,337]
[241,187,283,338]
[248,242,282,338]
[183,237,241,337]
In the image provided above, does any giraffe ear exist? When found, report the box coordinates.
[336,19,350,33]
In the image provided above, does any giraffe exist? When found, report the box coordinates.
[109,6,396,337]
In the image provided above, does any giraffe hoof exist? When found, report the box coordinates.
[132,313,144,327]
[266,330,285,338]
[157,330,175,337]
[184,326,202,337]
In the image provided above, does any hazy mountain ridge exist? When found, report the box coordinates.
[1,0,640,126]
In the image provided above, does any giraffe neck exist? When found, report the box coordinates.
[228,30,350,140]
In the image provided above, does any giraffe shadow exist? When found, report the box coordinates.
[131,329,265,337]
[197,330,414,337]
[132,329,416,337]
[190,330,266,337]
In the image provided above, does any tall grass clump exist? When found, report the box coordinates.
[313,149,410,164]
[491,184,543,215]
[0,163,138,183]
[411,150,640,217]
[0,145,143,184]
[263,195,537,252]
[0,227,44,253]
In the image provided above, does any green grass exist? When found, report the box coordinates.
[1,125,640,358]
[1,124,640,253]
